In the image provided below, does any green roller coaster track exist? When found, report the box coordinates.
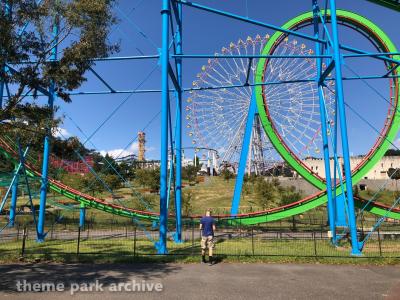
[1,9,400,225]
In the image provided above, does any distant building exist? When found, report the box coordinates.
[303,156,400,180]
[50,156,94,174]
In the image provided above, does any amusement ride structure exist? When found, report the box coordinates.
[1,0,400,256]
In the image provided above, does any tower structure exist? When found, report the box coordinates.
[138,131,146,161]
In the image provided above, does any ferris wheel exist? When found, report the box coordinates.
[185,34,336,174]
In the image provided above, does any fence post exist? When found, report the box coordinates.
[239,218,242,238]
[251,227,254,256]
[191,217,195,256]
[50,222,54,240]
[377,227,382,257]
[21,226,27,257]
[86,221,90,240]
[292,216,296,232]
[360,211,365,241]
[16,223,20,241]
[313,232,317,257]
[77,225,81,258]
[133,226,137,257]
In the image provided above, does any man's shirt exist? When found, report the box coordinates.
[200,216,215,237]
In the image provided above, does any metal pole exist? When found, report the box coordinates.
[231,93,257,216]
[312,0,336,244]
[251,227,254,255]
[133,226,137,257]
[0,73,4,109]
[37,17,59,242]
[313,232,318,256]
[191,217,195,255]
[8,165,19,227]
[0,147,29,213]
[77,225,81,257]
[21,226,27,257]
[79,203,86,229]
[174,0,183,243]
[377,227,382,257]
[0,0,10,109]
[157,0,170,254]
[329,0,361,255]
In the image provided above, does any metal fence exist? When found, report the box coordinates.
[1,214,400,260]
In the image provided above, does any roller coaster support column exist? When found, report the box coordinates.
[313,0,336,244]
[157,0,170,254]
[37,17,59,242]
[231,93,257,216]
[0,74,3,108]
[0,0,10,109]
[9,165,19,227]
[173,0,183,243]
[329,0,361,255]
[79,203,86,229]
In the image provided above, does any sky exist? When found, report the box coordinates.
[52,0,400,161]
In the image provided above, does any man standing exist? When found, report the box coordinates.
[200,210,216,265]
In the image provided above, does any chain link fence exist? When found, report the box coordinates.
[1,213,400,261]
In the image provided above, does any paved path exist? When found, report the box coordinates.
[0,263,399,299]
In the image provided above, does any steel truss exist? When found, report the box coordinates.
[1,0,400,255]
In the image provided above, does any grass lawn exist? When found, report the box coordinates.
[1,232,399,265]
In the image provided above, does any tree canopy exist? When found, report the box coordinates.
[0,0,117,120]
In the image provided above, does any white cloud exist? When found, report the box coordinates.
[100,142,139,159]
[52,127,71,139]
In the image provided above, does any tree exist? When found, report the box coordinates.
[353,185,360,197]
[133,194,156,212]
[280,186,303,231]
[182,165,198,184]
[104,174,121,191]
[254,178,277,209]
[1,0,117,110]
[182,191,193,216]
[221,168,234,181]
[280,186,303,206]
[80,173,104,196]
[0,103,62,159]
[193,156,200,167]
[135,168,160,192]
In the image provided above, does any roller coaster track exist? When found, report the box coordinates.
[366,0,400,12]
[1,137,399,225]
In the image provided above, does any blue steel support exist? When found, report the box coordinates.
[8,165,19,227]
[166,93,175,212]
[329,0,361,255]
[0,73,4,109]
[37,18,59,242]
[79,203,86,229]
[174,0,183,243]
[157,0,170,254]
[313,0,336,244]
[0,147,29,213]
[177,0,326,45]
[231,93,257,216]
[0,0,10,109]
